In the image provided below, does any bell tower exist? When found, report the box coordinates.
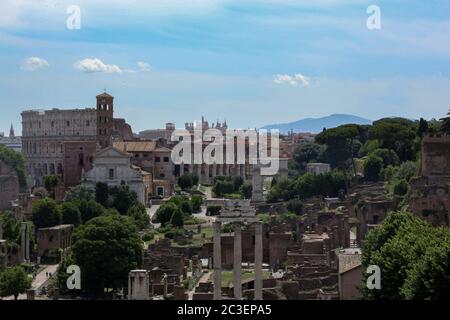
[96,91,114,149]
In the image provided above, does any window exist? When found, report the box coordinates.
[86,120,90,126]
[66,121,70,126]
[164,157,169,162]
[109,168,114,180]
[155,157,161,162]
[51,121,55,127]
[159,173,165,178]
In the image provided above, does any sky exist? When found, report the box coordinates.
[1,0,450,134]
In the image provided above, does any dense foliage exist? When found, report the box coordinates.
[0,144,27,189]
[32,198,62,228]
[362,211,450,300]
[72,214,143,296]
[0,266,32,300]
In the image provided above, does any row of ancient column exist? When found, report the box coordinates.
[179,163,250,182]
[213,221,263,300]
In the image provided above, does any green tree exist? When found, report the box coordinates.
[417,118,429,138]
[239,182,253,199]
[206,205,222,216]
[286,199,304,215]
[393,179,408,196]
[76,200,105,223]
[32,198,61,229]
[370,148,400,167]
[191,195,203,213]
[0,266,32,300]
[192,174,199,186]
[155,203,180,225]
[126,203,150,230]
[267,178,295,202]
[316,124,360,173]
[292,142,326,174]
[170,209,184,227]
[358,140,381,157]
[72,215,143,296]
[231,176,244,191]
[0,144,27,189]
[110,184,138,215]
[363,155,383,182]
[64,185,94,202]
[439,109,450,133]
[362,211,450,300]
[178,174,194,190]
[60,202,82,227]
[0,211,20,244]
[369,118,417,161]
[44,174,59,198]
[401,240,450,299]
[95,182,109,207]
[212,180,235,197]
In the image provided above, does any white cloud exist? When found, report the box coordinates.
[274,73,310,87]
[137,61,151,72]
[74,58,122,73]
[20,56,49,71]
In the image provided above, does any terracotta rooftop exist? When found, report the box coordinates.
[113,141,157,152]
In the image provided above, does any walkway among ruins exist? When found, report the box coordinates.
[147,205,161,228]
[187,270,213,300]
[2,264,58,300]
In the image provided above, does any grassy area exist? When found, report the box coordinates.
[210,270,271,287]
[171,225,213,247]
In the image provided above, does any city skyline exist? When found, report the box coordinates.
[1,0,450,132]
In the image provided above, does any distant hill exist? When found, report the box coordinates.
[260,114,373,134]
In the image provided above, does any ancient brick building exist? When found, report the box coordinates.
[409,134,450,226]
[36,224,73,258]
[0,160,20,211]
[21,92,132,187]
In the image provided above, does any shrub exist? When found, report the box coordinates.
[206,205,222,216]
[286,199,304,215]
[191,195,203,213]
[364,155,384,181]
[393,179,409,196]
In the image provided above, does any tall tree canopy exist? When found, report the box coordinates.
[0,266,32,300]
[32,198,62,229]
[362,211,450,300]
[72,214,143,296]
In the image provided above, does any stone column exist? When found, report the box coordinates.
[254,223,263,300]
[233,223,242,300]
[180,164,184,176]
[21,223,28,262]
[212,164,217,179]
[252,165,264,202]
[205,165,210,184]
[128,270,150,300]
[213,221,222,300]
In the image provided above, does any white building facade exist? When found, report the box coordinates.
[82,147,150,205]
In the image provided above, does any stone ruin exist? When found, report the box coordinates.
[408,134,450,226]
[143,238,185,297]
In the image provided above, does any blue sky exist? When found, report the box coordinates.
[1,0,450,133]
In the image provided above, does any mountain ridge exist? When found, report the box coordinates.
[260,113,373,133]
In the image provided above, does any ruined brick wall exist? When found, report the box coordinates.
[0,160,20,210]
[269,232,294,267]
[63,141,97,187]
[421,135,450,176]
[37,225,73,257]
[113,118,134,141]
